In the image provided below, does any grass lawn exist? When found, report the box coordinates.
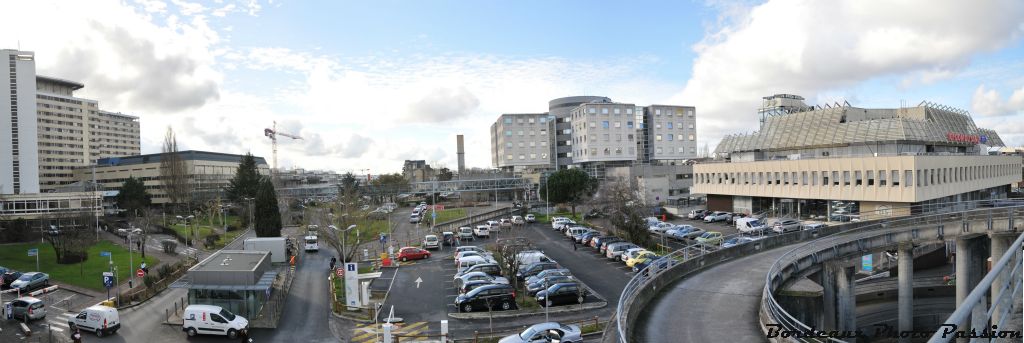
[432,208,467,223]
[170,222,246,249]
[0,241,159,292]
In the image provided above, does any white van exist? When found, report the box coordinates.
[182,304,249,339]
[68,305,120,337]
[736,218,766,233]
[304,235,319,251]
[516,251,554,269]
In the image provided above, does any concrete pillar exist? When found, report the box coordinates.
[955,235,988,341]
[835,264,857,335]
[989,232,1015,326]
[821,266,837,330]
[897,242,914,342]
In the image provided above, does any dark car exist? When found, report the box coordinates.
[454,284,517,312]
[578,232,600,246]
[536,282,585,307]
[459,280,494,294]
[632,256,676,273]
[2,271,23,288]
[516,262,560,281]
[526,275,576,296]
[590,236,618,249]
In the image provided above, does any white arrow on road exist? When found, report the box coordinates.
[415,277,423,288]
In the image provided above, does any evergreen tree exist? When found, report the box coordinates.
[226,153,261,203]
[115,176,152,215]
[539,169,598,216]
[254,177,282,237]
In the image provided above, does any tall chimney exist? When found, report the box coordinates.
[456,135,466,174]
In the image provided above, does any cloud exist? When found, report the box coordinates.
[674,0,1024,149]
[339,134,373,158]
[972,84,1024,117]
[406,87,480,123]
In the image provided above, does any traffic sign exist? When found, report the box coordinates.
[102,272,114,289]
[27,248,38,257]
[335,268,344,277]
[99,251,111,257]
[136,269,145,278]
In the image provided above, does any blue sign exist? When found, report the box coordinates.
[379,234,387,244]
[102,272,114,289]
[100,251,111,257]
[27,248,38,257]
[862,254,873,272]
[431,211,437,220]
[980,135,988,144]
[4,303,11,320]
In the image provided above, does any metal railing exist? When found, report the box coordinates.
[611,198,1024,343]
[759,202,1024,343]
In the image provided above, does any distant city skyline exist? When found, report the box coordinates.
[2,0,1023,174]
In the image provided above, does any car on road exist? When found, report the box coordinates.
[536,282,585,307]
[487,220,501,231]
[648,222,675,234]
[10,272,48,291]
[525,269,571,285]
[736,217,767,233]
[772,219,802,234]
[442,232,456,246]
[499,322,584,343]
[409,214,421,223]
[625,251,658,268]
[516,261,560,281]
[511,216,525,225]
[687,209,708,220]
[500,218,513,228]
[455,271,510,289]
[9,296,46,321]
[620,248,649,263]
[422,235,440,250]
[182,304,248,339]
[398,247,431,262]
[455,284,517,312]
[525,214,536,223]
[68,305,121,337]
[703,211,732,223]
[695,231,724,245]
[458,227,475,241]
[526,275,576,296]
[474,225,491,238]
[605,242,639,260]
[722,236,760,248]
[455,263,503,279]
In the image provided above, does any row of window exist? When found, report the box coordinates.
[696,164,1018,188]
[503,116,548,124]
[504,153,550,161]
[503,129,548,136]
[504,141,548,148]
[655,134,695,142]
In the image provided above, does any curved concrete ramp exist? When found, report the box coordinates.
[635,246,792,343]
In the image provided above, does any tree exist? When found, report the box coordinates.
[226,153,261,203]
[340,172,359,193]
[437,168,454,181]
[44,212,95,264]
[116,176,151,215]
[592,181,651,248]
[254,177,282,237]
[160,127,191,211]
[492,237,531,294]
[539,169,598,216]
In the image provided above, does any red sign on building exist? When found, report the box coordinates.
[946,132,981,144]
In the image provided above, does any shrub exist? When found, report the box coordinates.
[143,274,158,288]
[161,240,178,254]
[158,264,174,279]
[205,234,221,247]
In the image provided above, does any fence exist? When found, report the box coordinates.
[250,264,295,328]
[432,207,522,234]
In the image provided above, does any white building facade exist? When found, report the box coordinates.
[1,49,41,194]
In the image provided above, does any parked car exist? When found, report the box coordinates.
[598,238,625,255]
[442,231,456,246]
[516,251,555,269]
[455,263,503,279]
[526,275,577,296]
[457,256,496,273]
[605,242,639,260]
[625,251,658,268]
[727,213,749,225]
[572,229,598,243]
[665,225,696,240]
[68,305,120,337]
[487,220,501,231]
[474,225,491,238]
[687,209,708,220]
[511,216,525,225]
[10,272,48,291]
[579,232,601,246]
[182,304,248,339]
[2,271,23,288]
[499,322,584,343]
[564,227,590,240]
[422,235,440,250]
[648,222,675,234]
[500,218,513,228]
[455,271,509,289]
[736,218,767,233]
[455,246,488,256]
[455,251,493,266]
[459,280,495,294]
[516,262,560,281]
[722,236,760,248]
[620,248,649,263]
[525,269,571,285]
[632,256,676,273]
[772,219,802,234]
[458,227,475,241]
[9,296,46,321]
[455,284,517,312]
[525,214,536,223]
[695,231,725,245]
[591,236,620,250]
[801,222,828,231]
[703,211,731,223]
[536,282,585,307]
[409,214,421,224]
[398,247,431,262]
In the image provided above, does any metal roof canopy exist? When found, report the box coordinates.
[170,270,278,290]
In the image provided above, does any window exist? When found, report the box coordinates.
[616,134,622,141]
[626,108,633,114]
[530,153,536,159]
[505,142,512,148]
[589,108,596,114]
[506,155,512,160]
[539,117,546,123]
[517,118,524,124]
[832,171,839,186]
[627,121,634,129]
[590,122,596,128]
[602,121,609,128]
[541,141,547,146]
[602,134,610,141]
[518,155,525,160]
[517,142,524,147]
[667,134,674,141]
[688,123,694,129]
[667,122,674,129]
[904,170,911,187]
[529,142,535,147]
[801,171,807,185]
[602,108,608,114]
[614,108,621,114]
[614,122,621,128]
[811,171,818,186]
[656,123,662,129]
[867,170,874,186]
[688,134,695,141]
[528,118,534,123]
[505,130,512,136]
[855,171,862,186]
[783,172,789,185]
[656,147,663,154]
[656,134,663,141]
[655,109,662,115]
[843,171,851,186]
[627,134,634,141]
[504,118,512,124]
[687,110,694,117]
[517,130,524,136]
[678,134,684,141]
[878,170,886,186]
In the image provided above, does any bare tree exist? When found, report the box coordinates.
[160,127,192,215]
[45,211,96,264]
[492,237,532,294]
[591,180,651,248]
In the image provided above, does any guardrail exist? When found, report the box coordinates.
[609,198,1024,343]
[432,206,521,233]
[759,202,1024,342]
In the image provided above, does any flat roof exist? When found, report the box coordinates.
[37,75,84,90]
[97,150,268,167]
[190,250,269,273]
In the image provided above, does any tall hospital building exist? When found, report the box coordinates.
[1,49,140,195]
[693,94,1022,220]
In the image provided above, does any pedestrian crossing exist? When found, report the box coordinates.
[350,322,430,343]
[37,312,76,333]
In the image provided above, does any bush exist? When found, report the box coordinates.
[205,234,221,247]
[143,274,158,288]
[157,264,174,279]
[161,240,178,254]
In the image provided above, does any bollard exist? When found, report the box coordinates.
[382,323,393,343]
[594,316,599,330]
[165,308,168,324]
[441,320,449,341]
[474,330,479,343]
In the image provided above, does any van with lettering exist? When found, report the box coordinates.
[182,304,249,339]
[68,305,120,337]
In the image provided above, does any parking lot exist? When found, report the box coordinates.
[0,286,99,340]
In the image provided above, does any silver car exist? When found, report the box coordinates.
[9,296,46,321]
[499,322,583,343]
[10,272,48,291]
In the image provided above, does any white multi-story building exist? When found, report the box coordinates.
[490,113,553,172]
[570,102,639,163]
[644,105,697,162]
[1,49,41,194]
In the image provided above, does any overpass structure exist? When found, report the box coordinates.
[607,200,1024,343]
[275,177,533,200]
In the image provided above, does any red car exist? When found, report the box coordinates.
[398,247,431,262]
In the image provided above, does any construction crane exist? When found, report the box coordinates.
[263,121,303,171]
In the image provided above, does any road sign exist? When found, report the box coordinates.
[379,233,387,244]
[862,254,873,272]
[27,248,38,257]
[99,251,111,257]
[335,268,344,277]
[136,269,145,278]
[344,263,359,308]
[102,272,114,289]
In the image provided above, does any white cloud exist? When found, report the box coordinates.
[675,0,1024,149]
[972,84,1024,117]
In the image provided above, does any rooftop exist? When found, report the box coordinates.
[190,250,269,273]
[96,150,268,167]
[36,75,84,90]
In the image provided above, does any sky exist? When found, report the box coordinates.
[3,0,1024,174]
